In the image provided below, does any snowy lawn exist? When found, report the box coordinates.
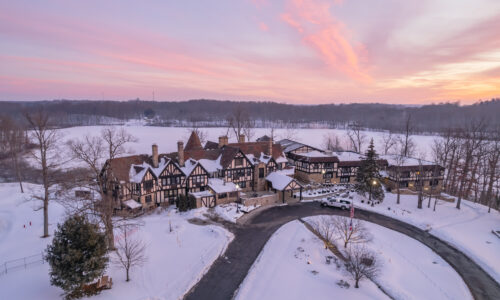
[0,183,233,300]
[304,216,472,300]
[351,192,500,284]
[235,220,388,300]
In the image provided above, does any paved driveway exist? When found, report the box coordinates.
[184,202,500,300]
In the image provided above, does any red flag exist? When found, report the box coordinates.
[349,219,353,231]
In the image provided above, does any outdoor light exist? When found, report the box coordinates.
[322,170,325,174]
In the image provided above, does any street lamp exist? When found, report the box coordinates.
[370,179,377,206]
[235,184,240,213]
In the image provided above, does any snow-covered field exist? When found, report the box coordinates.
[349,192,500,284]
[0,183,232,300]
[236,218,471,300]
[52,125,437,163]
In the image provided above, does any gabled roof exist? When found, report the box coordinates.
[288,151,339,163]
[278,139,321,153]
[266,171,301,191]
[185,131,203,151]
[105,155,149,182]
[227,141,286,162]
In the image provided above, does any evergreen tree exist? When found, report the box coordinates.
[355,139,384,203]
[45,215,109,299]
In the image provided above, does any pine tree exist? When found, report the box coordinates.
[355,139,384,203]
[45,215,109,299]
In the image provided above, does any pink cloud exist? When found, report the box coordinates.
[259,22,269,32]
[281,0,370,82]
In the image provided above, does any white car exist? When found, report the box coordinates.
[320,197,352,210]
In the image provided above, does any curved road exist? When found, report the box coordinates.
[184,202,500,300]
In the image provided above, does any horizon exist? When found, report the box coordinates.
[1,0,500,104]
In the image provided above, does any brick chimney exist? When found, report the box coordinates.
[239,134,245,143]
[218,136,228,148]
[267,139,273,156]
[177,141,185,167]
[152,144,159,168]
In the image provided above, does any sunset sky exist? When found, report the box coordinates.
[1,0,500,104]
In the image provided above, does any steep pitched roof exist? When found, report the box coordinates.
[105,155,149,182]
[227,141,285,161]
[185,131,203,151]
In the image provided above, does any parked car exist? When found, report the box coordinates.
[320,197,352,210]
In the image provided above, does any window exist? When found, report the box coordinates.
[430,179,439,186]
[219,193,227,199]
[246,168,252,176]
[145,195,152,203]
[323,172,333,179]
[340,177,349,183]
[144,180,154,190]
[259,168,264,178]
[239,181,246,188]
[235,158,243,166]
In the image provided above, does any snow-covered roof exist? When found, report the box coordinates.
[129,162,151,183]
[124,199,142,209]
[259,152,272,164]
[276,167,295,176]
[300,151,329,158]
[381,155,436,167]
[266,171,295,191]
[208,178,238,194]
[181,159,199,176]
[334,151,364,162]
[198,155,222,173]
[278,139,318,153]
[275,155,288,163]
[190,190,214,198]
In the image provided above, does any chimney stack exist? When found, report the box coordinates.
[177,141,185,167]
[239,134,245,143]
[152,144,159,168]
[218,136,228,148]
[267,138,273,156]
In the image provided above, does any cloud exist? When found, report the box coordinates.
[280,0,370,81]
[259,22,269,32]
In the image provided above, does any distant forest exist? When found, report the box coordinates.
[1,99,499,133]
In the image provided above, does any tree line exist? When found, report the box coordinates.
[1,98,500,133]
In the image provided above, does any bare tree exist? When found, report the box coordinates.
[101,127,138,161]
[227,105,255,141]
[455,120,488,209]
[381,131,397,155]
[68,128,137,249]
[332,216,370,248]
[485,126,500,213]
[114,225,147,282]
[1,116,26,192]
[346,122,366,153]
[344,244,381,288]
[322,132,343,151]
[25,110,64,238]
[398,114,415,157]
[393,155,406,205]
[310,216,337,249]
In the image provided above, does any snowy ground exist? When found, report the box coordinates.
[28,125,438,170]
[236,219,471,300]
[235,220,387,300]
[0,183,232,300]
[349,192,500,284]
